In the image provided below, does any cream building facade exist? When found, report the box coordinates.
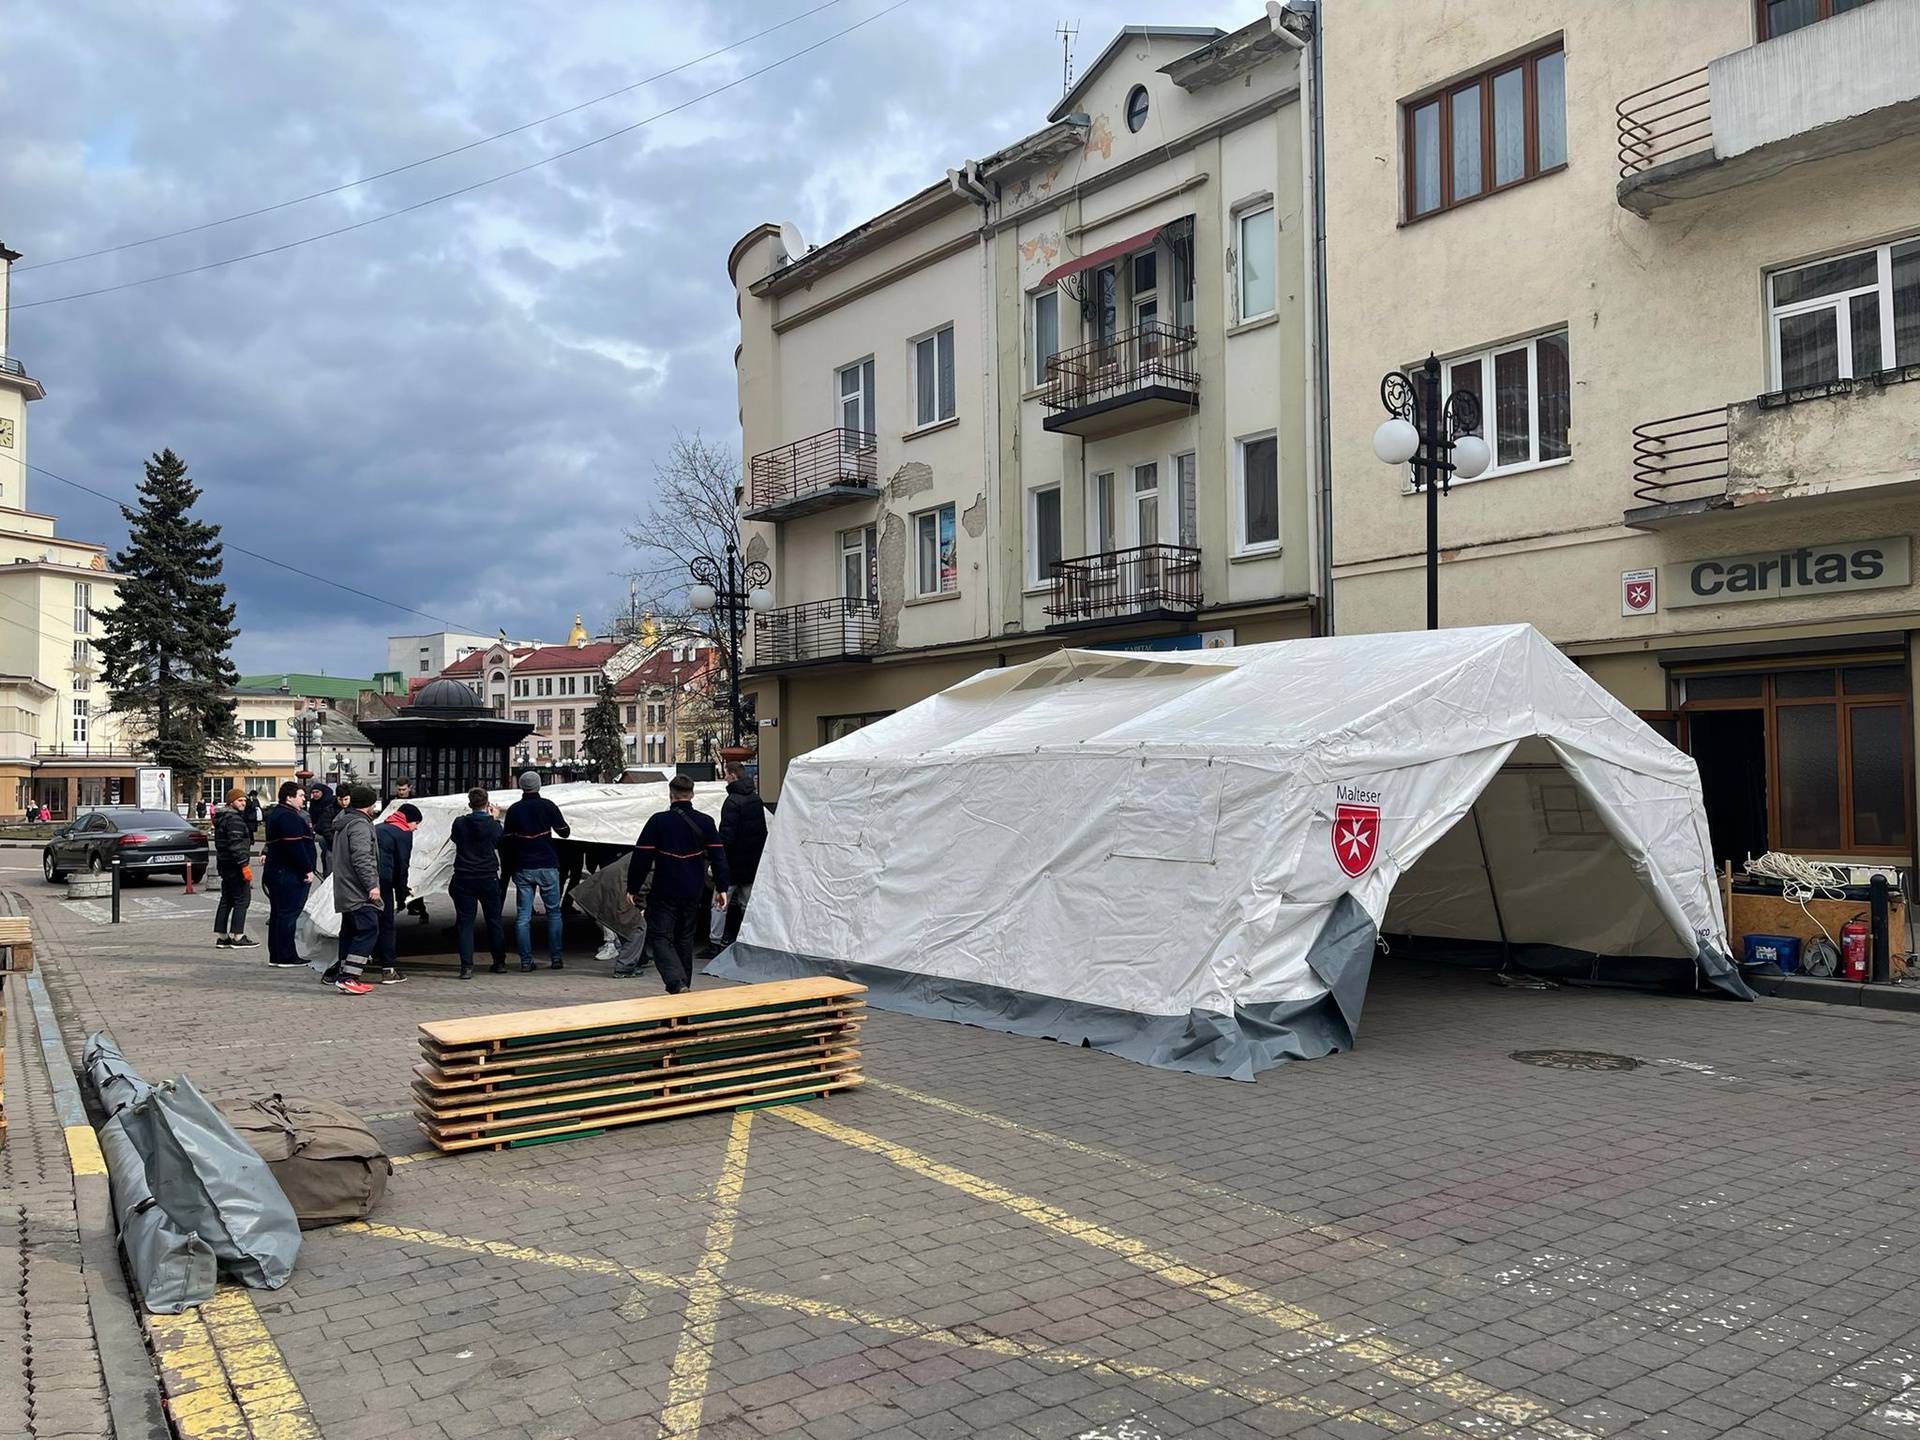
[732,12,1321,796]
[1323,0,1920,869]
[0,242,129,817]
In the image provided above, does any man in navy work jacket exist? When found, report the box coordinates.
[625,774,729,994]
[261,781,316,968]
[449,788,507,979]
[504,771,571,971]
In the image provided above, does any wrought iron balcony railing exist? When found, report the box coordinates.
[0,356,25,379]
[1631,407,1730,505]
[745,428,879,518]
[1616,67,1711,178]
[752,597,881,668]
[1046,544,1202,624]
[1042,322,1199,415]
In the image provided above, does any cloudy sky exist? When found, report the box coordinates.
[3,0,1244,676]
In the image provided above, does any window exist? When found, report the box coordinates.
[836,357,876,434]
[823,712,893,743]
[73,582,92,635]
[1236,435,1280,551]
[625,705,636,725]
[1431,329,1571,477]
[1769,235,1920,389]
[839,525,877,602]
[242,719,279,740]
[912,325,956,428]
[514,709,530,723]
[1761,0,1876,40]
[913,503,958,597]
[559,740,575,761]
[536,708,553,730]
[1172,452,1199,548]
[1132,250,1158,332]
[1087,471,1117,554]
[1236,205,1275,321]
[1031,290,1060,388]
[1029,485,1062,586]
[490,669,505,689]
[72,698,88,745]
[559,709,575,732]
[1125,84,1150,133]
[584,673,598,695]
[72,639,90,693]
[1405,43,1567,220]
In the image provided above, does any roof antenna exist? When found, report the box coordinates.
[1057,20,1079,98]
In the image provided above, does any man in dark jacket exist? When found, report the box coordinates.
[449,788,506,979]
[308,783,338,874]
[261,781,316,968]
[372,803,420,984]
[243,790,262,837]
[625,775,729,994]
[505,771,570,971]
[213,787,258,949]
[329,786,382,994]
[717,764,768,949]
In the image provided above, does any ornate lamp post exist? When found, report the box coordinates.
[687,540,773,749]
[1372,356,1491,630]
[291,710,320,781]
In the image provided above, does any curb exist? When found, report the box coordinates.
[1749,970,1920,1012]
[22,968,172,1440]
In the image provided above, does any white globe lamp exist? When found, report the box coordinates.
[688,583,717,612]
[1371,417,1419,466]
[747,586,773,612]
[1450,433,1492,480]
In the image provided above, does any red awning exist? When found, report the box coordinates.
[1037,223,1169,288]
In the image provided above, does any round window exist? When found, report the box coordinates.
[1125,84,1149,133]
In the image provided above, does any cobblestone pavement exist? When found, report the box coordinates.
[16,878,1920,1440]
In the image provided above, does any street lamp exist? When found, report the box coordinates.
[291,711,320,780]
[1374,355,1489,630]
[687,539,773,749]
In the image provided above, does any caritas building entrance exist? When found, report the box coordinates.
[1646,645,1912,869]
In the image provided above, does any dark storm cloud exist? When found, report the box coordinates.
[2,0,1241,672]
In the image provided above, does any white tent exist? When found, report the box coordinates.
[297,780,726,952]
[712,625,1752,1079]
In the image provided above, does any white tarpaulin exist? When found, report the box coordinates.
[712,625,1752,1079]
[297,780,725,949]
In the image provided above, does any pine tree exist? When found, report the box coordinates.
[583,687,627,781]
[94,449,243,801]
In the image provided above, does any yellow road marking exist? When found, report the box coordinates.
[779,1106,1597,1440]
[869,1077,1389,1253]
[146,1287,318,1440]
[343,1220,1407,1429]
[660,1110,754,1440]
[65,1122,107,1177]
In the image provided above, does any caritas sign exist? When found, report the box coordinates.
[1664,538,1911,609]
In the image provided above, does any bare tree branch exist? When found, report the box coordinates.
[619,430,743,645]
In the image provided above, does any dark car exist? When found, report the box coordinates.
[42,809,209,885]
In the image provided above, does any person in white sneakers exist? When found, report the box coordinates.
[328,786,383,995]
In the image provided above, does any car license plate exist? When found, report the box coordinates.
[149,853,186,864]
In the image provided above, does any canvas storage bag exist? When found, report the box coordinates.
[218,1095,392,1229]
[118,1077,301,1288]
[99,1112,217,1314]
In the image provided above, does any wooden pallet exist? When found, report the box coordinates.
[413,978,866,1152]
[0,917,33,974]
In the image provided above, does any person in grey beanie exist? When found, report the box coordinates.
[503,770,570,970]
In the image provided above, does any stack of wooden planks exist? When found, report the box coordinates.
[413,977,865,1152]
[0,916,34,1147]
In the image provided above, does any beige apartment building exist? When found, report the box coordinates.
[1323,0,1920,872]
[732,12,1320,796]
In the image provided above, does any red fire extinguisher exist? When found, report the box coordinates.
[1840,917,1870,982]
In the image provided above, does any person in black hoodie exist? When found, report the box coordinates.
[261,781,316,967]
[308,782,338,874]
[448,789,507,979]
[212,787,258,949]
[717,764,768,949]
[243,789,263,838]
[372,802,421,985]
[625,775,729,994]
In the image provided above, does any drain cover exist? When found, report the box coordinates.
[1510,1049,1641,1072]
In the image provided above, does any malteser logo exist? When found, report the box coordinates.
[1665,539,1910,609]
[1332,785,1381,879]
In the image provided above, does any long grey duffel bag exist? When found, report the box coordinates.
[118,1077,301,1289]
[98,1112,216,1314]
[217,1095,391,1229]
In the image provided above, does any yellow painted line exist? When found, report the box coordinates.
[869,1078,1389,1253]
[343,1219,1406,1430]
[199,1288,322,1440]
[779,1106,1598,1440]
[660,1110,754,1440]
[147,1307,249,1440]
[65,1122,107,1177]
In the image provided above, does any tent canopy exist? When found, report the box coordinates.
[713,625,1751,1079]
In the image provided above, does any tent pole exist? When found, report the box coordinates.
[1471,804,1513,972]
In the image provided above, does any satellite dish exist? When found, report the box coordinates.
[777,222,806,267]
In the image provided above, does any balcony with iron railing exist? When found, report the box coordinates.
[1616,2,1920,215]
[743,427,880,522]
[1625,363,1920,529]
[1046,544,1203,629]
[0,356,25,379]
[749,596,882,670]
[1042,323,1199,439]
